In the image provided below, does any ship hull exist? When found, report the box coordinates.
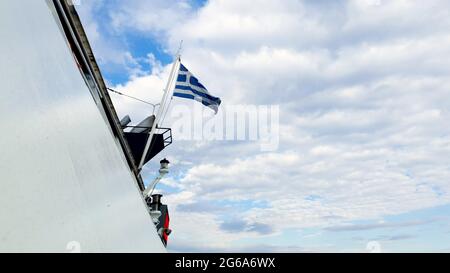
[0,0,165,253]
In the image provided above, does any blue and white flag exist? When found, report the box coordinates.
[173,63,222,114]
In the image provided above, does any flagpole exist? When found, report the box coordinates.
[138,55,181,171]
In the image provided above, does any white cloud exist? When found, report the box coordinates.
[108,0,194,36]
[79,0,450,251]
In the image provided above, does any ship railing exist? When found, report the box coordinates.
[122,126,172,166]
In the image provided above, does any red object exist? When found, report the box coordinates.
[163,213,170,244]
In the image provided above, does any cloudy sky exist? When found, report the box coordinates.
[77,0,450,252]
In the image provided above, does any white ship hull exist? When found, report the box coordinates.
[0,0,166,253]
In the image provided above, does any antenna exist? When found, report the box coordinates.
[175,40,183,59]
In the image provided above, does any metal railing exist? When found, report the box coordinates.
[123,125,172,148]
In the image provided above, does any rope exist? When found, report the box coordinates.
[107,87,160,114]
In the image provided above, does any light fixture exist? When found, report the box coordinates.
[159,158,170,175]
[143,158,170,199]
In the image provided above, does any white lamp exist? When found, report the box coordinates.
[143,158,170,198]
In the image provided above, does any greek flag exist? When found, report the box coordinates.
[173,63,222,114]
